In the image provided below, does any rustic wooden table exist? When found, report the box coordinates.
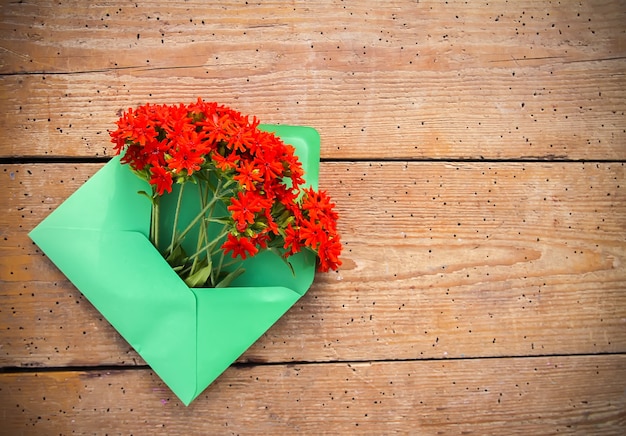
[1,1,625,434]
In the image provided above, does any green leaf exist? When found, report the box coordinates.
[215,268,245,288]
[205,217,231,226]
[184,261,213,288]
[165,244,188,267]
[137,190,155,204]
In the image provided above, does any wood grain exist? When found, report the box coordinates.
[2,0,626,433]
[1,355,624,434]
[2,162,624,367]
[4,1,624,74]
[1,0,625,159]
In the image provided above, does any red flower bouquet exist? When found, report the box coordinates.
[109,99,341,288]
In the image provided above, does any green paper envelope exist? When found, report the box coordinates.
[29,125,320,406]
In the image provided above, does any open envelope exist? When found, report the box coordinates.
[29,125,320,406]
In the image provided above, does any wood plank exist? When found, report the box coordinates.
[2,162,624,367]
[2,64,625,160]
[0,355,624,434]
[1,1,624,431]
[1,0,625,159]
[3,1,624,74]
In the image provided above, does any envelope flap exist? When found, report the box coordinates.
[36,155,149,233]
[192,286,302,404]
[29,226,198,403]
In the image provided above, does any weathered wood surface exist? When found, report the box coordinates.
[2,356,625,434]
[1,162,624,367]
[1,0,625,159]
[1,0,626,434]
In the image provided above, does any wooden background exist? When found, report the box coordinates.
[1,0,625,434]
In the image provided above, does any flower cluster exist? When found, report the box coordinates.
[110,99,341,287]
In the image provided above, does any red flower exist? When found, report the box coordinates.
[120,144,149,170]
[251,232,270,250]
[127,109,157,147]
[253,145,285,184]
[301,188,339,228]
[233,160,263,191]
[161,103,193,138]
[283,223,301,256]
[222,234,258,259]
[223,114,260,154]
[210,150,239,172]
[262,208,279,235]
[316,236,342,272]
[299,219,327,250]
[149,165,173,195]
[198,110,229,144]
[167,130,207,176]
[227,190,264,232]
[142,138,170,168]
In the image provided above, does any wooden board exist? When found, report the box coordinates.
[1,0,625,159]
[2,0,626,433]
[1,355,624,434]
[2,162,624,368]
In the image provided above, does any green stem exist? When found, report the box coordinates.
[220,258,244,270]
[170,183,185,251]
[186,228,229,264]
[203,184,215,268]
[152,197,160,249]
[212,250,225,287]
[168,190,219,253]
[208,178,238,286]
[190,181,209,276]
[150,204,155,244]
[162,170,238,287]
